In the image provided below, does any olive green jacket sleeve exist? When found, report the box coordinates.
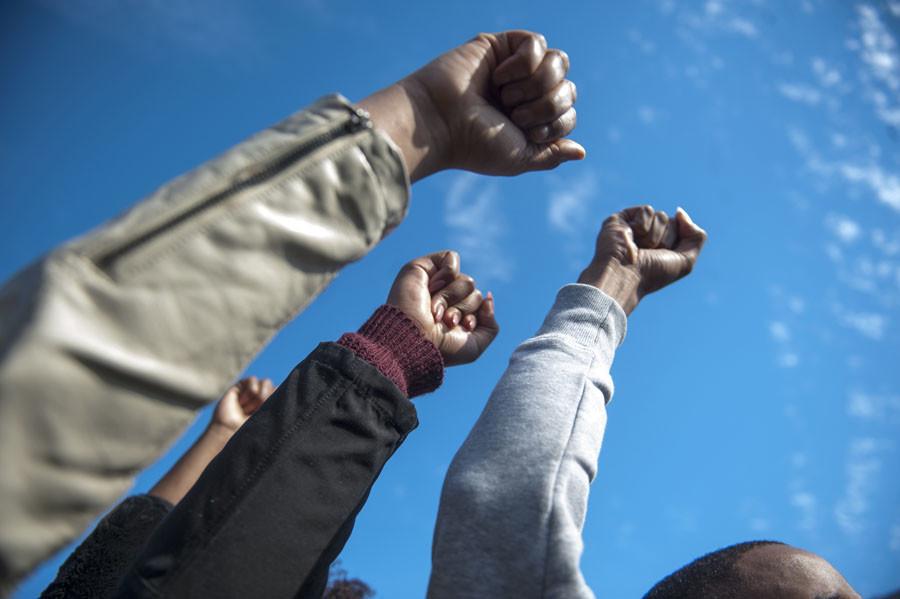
[0,94,409,593]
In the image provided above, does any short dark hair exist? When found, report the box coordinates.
[643,540,785,599]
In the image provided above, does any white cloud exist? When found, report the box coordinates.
[749,517,770,532]
[444,173,511,283]
[638,106,657,124]
[777,352,800,368]
[791,492,818,532]
[848,390,900,420]
[778,83,822,106]
[857,5,899,91]
[853,5,900,128]
[812,57,842,87]
[786,126,900,213]
[834,438,893,536]
[727,18,758,38]
[627,29,656,54]
[788,296,806,314]
[836,306,887,339]
[838,163,900,211]
[769,321,790,342]
[547,172,596,235]
[872,229,900,255]
[825,214,862,244]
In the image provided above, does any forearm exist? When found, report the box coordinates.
[0,94,409,589]
[359,78,447,183]
[117,344,418,598]
[118,306,442,599]
[147,425,233,506]
[429,285,626,599]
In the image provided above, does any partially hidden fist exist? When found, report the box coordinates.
[210,376,275,434]
[579,206,708,314]
[387,251,499,366]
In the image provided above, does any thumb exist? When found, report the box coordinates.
[523,139,586,172]
[471,291,500,349]
[673,207,708,272]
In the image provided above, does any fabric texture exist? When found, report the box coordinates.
[0,94,410,591]
[41,495,172,599]
[40,308,442,599]
[117,342,421,599]
[338,304,444,397]
[428,284,626,599]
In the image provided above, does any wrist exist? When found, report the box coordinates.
[358,77,449,182]
[338,305,444,398]
[577,259,640,315]
[203,421,237,448]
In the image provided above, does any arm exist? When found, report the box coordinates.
[40,379,274,599]
[117,252,498,599]
[428,207,707,599]
[0,30,577,588]
[148,377,275,505]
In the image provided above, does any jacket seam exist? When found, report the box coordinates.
[103,132,377,280]
[539,309,610,598]
[158,353,407,593]
[158,357,353,592]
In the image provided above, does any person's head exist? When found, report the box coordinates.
[644,541,860,599]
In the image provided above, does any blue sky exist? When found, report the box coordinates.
[2,0,899,597]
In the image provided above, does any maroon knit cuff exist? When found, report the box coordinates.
[337,305,444,398]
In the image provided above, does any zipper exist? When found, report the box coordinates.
[94,106,372,273]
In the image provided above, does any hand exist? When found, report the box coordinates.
[209,376,275,435]
[578,206,708,314]
[359,30,584,181]
[387,251,499,366]
[150,376,276,504]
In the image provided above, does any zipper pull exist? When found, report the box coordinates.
[348,106,373,132]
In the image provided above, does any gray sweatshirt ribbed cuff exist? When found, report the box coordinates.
[536,283,627,350]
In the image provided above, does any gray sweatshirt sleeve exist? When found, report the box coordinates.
[428,284,626,599]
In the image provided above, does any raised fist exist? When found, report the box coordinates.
[387,251,499,366]
[361,30,583,180]
[579,206,708,314]
[210,376,275,434]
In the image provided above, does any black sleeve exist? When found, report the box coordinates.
[116,342,418,599]
[41,494,172,599]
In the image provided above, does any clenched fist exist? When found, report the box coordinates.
[579,206,708,314]
[210,376,275,434]
[387,251,499,366]
[360,30,584,181]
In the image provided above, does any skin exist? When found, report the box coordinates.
[387,250,499,366]
[148,377,274,505]
[578,205,708,314]
[147,253,498,505]
[358,30,584,182]
[731,544,861,599]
